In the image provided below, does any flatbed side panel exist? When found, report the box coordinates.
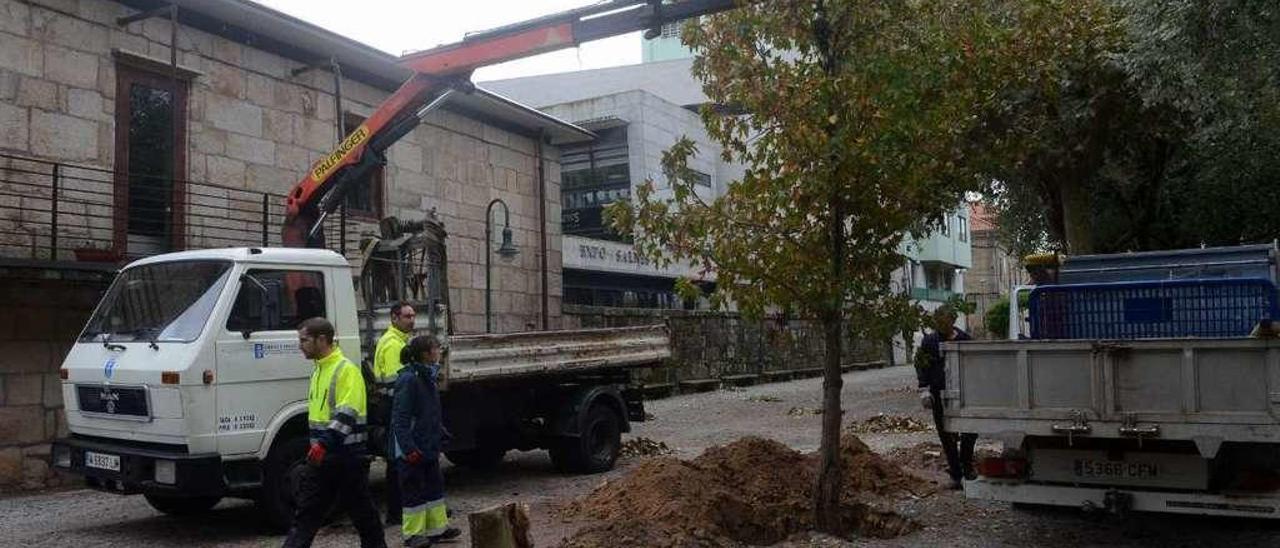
[945,339,1280,439]
[446,325,670,383]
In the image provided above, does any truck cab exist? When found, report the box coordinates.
[53,248,358,522]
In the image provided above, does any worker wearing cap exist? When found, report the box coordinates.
[915,305,976,490]
[283,317,386,548]
[373,302,416,524]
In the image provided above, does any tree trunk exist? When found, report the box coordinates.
[468,502,531,548]
[814,311,845,533]
[813,0,845,533]
[1059,176,1093,254]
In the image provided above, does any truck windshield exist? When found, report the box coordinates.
[80,260,233,344]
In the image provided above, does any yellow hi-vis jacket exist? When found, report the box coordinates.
[373,325,410,397]
[308,347,368,452]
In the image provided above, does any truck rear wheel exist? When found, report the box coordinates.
[144,493,221,516]
[257,433,308,532]
[549,403,621,473]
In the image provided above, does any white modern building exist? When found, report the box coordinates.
[486,29,972,316]
[484,62,731,308]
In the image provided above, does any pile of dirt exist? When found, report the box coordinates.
[559,435,927,547]
[620,437,674,458]
[847,413,933,435]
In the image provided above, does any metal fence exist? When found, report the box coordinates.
[0,153,363,263]
[1029,278,1280,339]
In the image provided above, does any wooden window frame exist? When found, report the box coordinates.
[112,61,190,255]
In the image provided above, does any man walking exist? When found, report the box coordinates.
[283,317,387,548]
[373,302,416,524]
[914,305,976,489]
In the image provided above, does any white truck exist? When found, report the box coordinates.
[49,242,668,529]
[950,244,1280,518]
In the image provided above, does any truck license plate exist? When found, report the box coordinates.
[85,451,120,472]
[1075,459,1158,480]
[1031,448,1208,490]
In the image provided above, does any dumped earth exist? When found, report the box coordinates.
[559,435,931,547]
[846,413,934,434]
[621,437,675,458]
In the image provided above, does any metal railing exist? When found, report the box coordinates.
[910,287,962,303]
[0,152,366,264]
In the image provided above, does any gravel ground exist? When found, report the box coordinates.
[3,366,1280,547]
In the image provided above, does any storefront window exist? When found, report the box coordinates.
[561,126,631,241]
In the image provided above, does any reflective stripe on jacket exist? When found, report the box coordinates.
[308,347,368,451]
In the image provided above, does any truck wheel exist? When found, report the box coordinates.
[144,493,221,516]
[445,446,507,470]
[257,433,308,532]
[549,403,621,474]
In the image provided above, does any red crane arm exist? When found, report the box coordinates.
[282,0,740,248]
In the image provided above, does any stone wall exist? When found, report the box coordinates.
[563,305,890,392]
[966,228,1026,339]
[0,0,563,334]
[0,265,113,490]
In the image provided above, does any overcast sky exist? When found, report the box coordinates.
[252,0,642,82]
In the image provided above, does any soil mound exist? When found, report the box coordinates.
[560,435,925,547]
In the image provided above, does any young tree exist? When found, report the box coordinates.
[608,0,1029,533]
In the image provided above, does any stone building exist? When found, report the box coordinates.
[0,0,590,489]
[965,202,1027,338]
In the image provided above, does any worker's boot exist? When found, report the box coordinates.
[426,527,462,544]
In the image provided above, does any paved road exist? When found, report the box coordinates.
[3,366,1280,547]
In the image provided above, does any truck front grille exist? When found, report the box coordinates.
[76,385,149,418]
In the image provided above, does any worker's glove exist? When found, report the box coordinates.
[919,388,934,410]
[306,442,327,466]
[405,449,423,466]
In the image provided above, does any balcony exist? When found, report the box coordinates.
[0,153,362,267]
[911,287,962,303]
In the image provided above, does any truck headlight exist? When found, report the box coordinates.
[53,445,71,469]
[154,459,176,485]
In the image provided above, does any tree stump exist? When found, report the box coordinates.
[468,502,532,548]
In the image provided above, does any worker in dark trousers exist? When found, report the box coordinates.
[914,305,976,489]
[283,317,387,548]
[393,335,461,547]
[373,302,416,525]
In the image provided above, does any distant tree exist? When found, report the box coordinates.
[992,1,1280,255]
